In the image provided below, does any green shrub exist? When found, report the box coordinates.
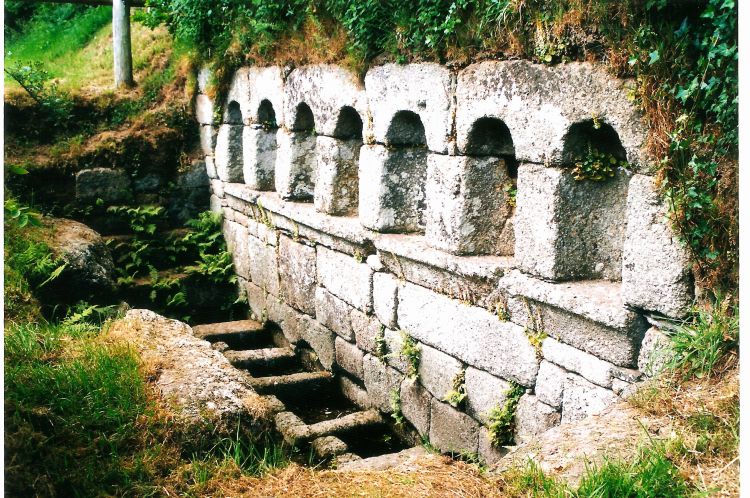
[444,369,467,409]
[5,61,74,129]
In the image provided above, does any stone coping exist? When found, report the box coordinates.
[498,269,636,330]
[224,182,513,280]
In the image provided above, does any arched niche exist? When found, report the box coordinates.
[359,110,429,233]
[424,116,516,256]
[385,110,426,147]
[315,106,364,216]
[562,119,627,166]
[275,101,317,200]
[243,99,278,190]
[226,100,243,125]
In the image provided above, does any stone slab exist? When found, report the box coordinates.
[465,367,511,425]
[561,373,618,424]
[278,236,316,315]
[373,272,399,329]
[335,337,365,380]
[317,246,373,312]
[429,399,480,455]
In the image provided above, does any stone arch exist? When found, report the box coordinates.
[333,106,363,140]
[257,99,277,128]
[226,100,243,125]
[292,102,315,132]
[276,101,317,200]
[562,119,627,166]
[360,110,429,232]
[425,116,516,256]
[243,99,278,190]
[385,110,426,147]
[314,106,364,216]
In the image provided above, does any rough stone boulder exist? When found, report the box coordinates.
[107,309,273,429]
[45,218,116,301]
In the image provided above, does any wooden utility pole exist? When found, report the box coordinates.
[112,0,134,87]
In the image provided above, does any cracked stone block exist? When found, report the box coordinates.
[637,327,673,377]
[243,127,277,190]
[465,367,511,425]
[314,136,361,216]
[514,163,629,281]
[358,144,428,233]
[316,246,373,312]
[351,310,382,355]
[362,354,401,413]
[400,377,431,437]
[75,168,131,204]
[561,373,618,424]
[373,272,399,329]
[278,236,316,316]
[215,124,244,183]
[200,125,218,156]
[534,360,566,409]
[275,128,316,200]
[365,63,454,154]
[246,234,279,296]
[418,344,464,400]
[541,337,614,388]
[515,394,561,443]
[425,154,514,255]
[335,337,365,380]
[398,282,539,387]
[315,286,354,340]
[455,60,648,168]
[429,399,480,455]
[196,94,214,125]
[622,174,693,318]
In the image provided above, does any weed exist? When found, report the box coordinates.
[502,181,517,209]
[667,295,738,379]
[398,331,420,380]
[486,382,524,447]
[572,143,629,182]
[389,388,405,426]
[374,325,388,362]
[444,369,467,409]
[525,329,547,359]
[495,300,510,322]
[5,61,74,129]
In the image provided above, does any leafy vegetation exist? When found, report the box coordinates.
[486,381,524,447]
[397,331,421,380]
[667,294,739,379]
[389,387,405,426]
[444,369,467,409]
[572,144,629,182]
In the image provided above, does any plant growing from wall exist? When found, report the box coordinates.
[486,382,525,447]
[389,388,405,426]
[444,369,467,409]
[398,331,420,380]
[502,181,517,209]
[572,143,629,182]
[375,325,388,362]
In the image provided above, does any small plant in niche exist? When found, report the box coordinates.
[353,249,365,264]
[399,331,421,380]
[444,369,467,409]
[486,382,525,447]
[572,143,629,182]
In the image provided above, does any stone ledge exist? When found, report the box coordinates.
[498,269,637,330]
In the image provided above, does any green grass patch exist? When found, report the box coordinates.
[510,445,692,497]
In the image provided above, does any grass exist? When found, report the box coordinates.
[5,6,174,93]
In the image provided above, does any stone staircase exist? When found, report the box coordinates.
[192,319,421,465]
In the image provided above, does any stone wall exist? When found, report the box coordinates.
[195,61,693,462]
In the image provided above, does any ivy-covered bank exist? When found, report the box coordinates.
[144,0,738,295]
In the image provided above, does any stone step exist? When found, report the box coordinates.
[335,446,429,471]
[249,371,333,396]
[224,347,297,370]
[311,436,350,459]
[275,409,384,445]
[192,319,269,348]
